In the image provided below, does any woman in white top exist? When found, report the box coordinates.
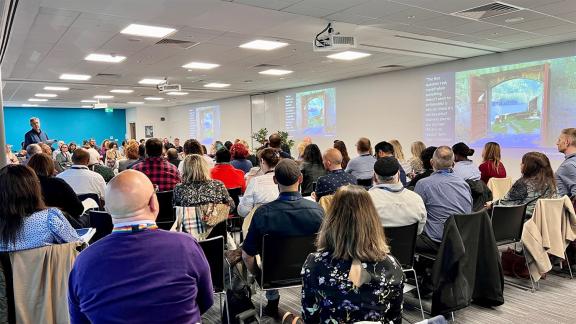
[237,148,280,217]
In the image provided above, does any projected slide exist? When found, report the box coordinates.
[284,88,336,138]
[189,106,221,145]
[424,55,576,148]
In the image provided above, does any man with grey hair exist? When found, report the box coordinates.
[369,157,426,233]
[555,128,576,197]
[24,117,49,148]
[22,143,42,166]
[68,170,213,323]
[414,146,472,254]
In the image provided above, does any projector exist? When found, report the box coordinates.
[313,22,356,52]
[157,83,181,93]
[92,103,109,109]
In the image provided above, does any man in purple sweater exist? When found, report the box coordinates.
[68,170,213,323]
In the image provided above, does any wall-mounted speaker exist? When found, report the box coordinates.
[160,117,165,121]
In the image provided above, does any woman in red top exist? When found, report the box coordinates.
[479,142,507,184]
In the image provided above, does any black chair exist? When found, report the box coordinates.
[491,204,536,291]
[156,191,176,230]
[258,234,316,316]
[384,223,425,320]
[88,210,113,243]
[227,188,244,243]
[78,193,102,210]
[207,221,228,245]
[357,178,372,188]
[198,236,229,322]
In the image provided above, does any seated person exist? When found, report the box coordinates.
[374,141,407,186]
[54,143,73,170]
[452,142,481,181]
[314,148,356,201]
[230,142,253,174]
[345,137,375,183]
[369,157,427,233]
[301,185,404,323]
[68,170,213,323]
[166,148,180,168]
[407,146,437,188]
[57,148,106,202]
[0,165,80,252]
[211,148,246,192]
[237,148,280,217]
[242,159,323,318]
[118,142,140,172]
[132,138,181,191]
[27,153,87,228]
[299,144,326,196]
[479,142,507,184]
[414,146,472,255]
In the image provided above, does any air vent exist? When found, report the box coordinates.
[452,2,523,20]
[95,73,121,78]
[378,65,404,69]
[155,38,198,49]
[252,64,280,68]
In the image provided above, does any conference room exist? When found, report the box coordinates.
[1,0,576,323]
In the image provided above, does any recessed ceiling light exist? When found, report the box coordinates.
[60,73,91,81]
[81,105,92,108]
[327,51,371,61]
[85,53,126,63]
[239,39,289,51]
[35,93,57,98]
[407,15,416,19]
[167,91,189,96]
[110,89,134,93]
[120,24,176,38]
[144,97,164,101]
[182,62,220,70]
[505,17,524,23]
[127,101,144,105]
[22,104,39,107]
[138,78,165,85]
[259,69,293,76]
[43,86,69,91]
[28,98,48,102]
[94,95,114,99]
[204,83,230,88]
[81,99,98,103]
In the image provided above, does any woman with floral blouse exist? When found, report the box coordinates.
[301,185,404,323]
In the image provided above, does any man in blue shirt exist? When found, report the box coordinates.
[242,159,323,318]
[345,137,375,182]
[414,146,472,255]
[555,128,576,198]
[314,148,356,201]
[23,117,49,148]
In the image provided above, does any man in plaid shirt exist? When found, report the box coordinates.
[131,138,181,191]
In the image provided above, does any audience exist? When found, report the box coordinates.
[22,143,42,166]
[166,148,180,168]
[389,139,411,177]
[68,142,77,153]
[555,128,576,197]
[55,143,73,170]
[374,141,407,186]
[452,142,481,181]
[163,137,175,150]
[242,159,323,318]
[414,146,472,255]
[85,141,101,166]
[345,137,376,183]
[89,159,115,183]
[238,148,280,217]
[230,143,253,174]
[301,185,403,323]
[180,139,213,174]
[105,142,120,169]
[126,144,146,170]
[173,137,183,153]
[118,141,140,171]
[407,146,437,188]
[132,138,181,192]
[0,164,80,252]
[99,140,110,157]
[479,142,507,184]
[28,153,86,228]
[490,152,557,219]
[39,142,52,156]
[211,148,246,192]
[89,138,100,152]
[68,170,213,323]
[300,144,326,196]
[333,139,350,170]
[408,141,426,177]
[296,138,311,161]
[369,157,427,233]
[268,133,292,159]
[57,148,107,201]
[314,148,357,201]
[5,144,19,165]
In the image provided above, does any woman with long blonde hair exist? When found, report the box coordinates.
[479,142,507,184]
[301,185,404,323]
[390,139,411,178]
[408,141,426,176]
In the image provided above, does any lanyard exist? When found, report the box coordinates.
[377,185,404,193]
[112,223,158,233]
[435,169,453,175]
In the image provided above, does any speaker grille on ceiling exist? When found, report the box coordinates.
[452,2,523,20]
[155,38,198,49]
[252,64,281,68]
[95,73,122,78]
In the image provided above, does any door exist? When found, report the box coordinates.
[129,122,136,140]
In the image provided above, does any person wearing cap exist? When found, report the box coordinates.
[242,159,323,319]
[369,157,427,234]
[452,142,481,181]
[414,146,472,255]
[374,141,407,186]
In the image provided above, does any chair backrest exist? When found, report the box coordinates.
[487,177,513,201]
[77,193,102,210]
[227,188,242,215]
[491,204,527,245]
[206,221,227,245]
[156,191,175,230]
[88,210,113,243]
[261,234,316,289]
[383,222,419,268]
[357,178,372,187]
[198,236,225,293]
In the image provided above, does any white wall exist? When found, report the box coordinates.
[125,106,170,140]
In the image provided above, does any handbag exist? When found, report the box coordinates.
[200,203,230,227]
[501,248,530,279]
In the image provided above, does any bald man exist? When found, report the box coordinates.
[68,170,213,324]
[313,148,357,201]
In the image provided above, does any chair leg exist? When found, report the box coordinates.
[259,291,263,318]
[451,312,455,322]
[406,268,425,320]
[225,292,230,324]
[521,243,537,293]
[565,252,574,279]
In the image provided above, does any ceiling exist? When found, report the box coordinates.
[3,0,576,108]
